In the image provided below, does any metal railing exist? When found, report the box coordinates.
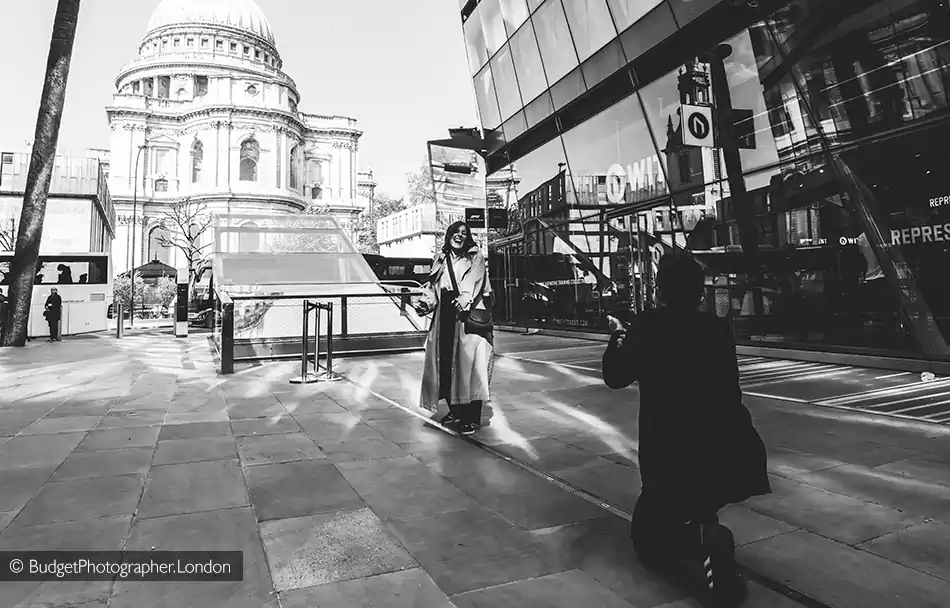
[290,301,341,384]
[214,288,427,374]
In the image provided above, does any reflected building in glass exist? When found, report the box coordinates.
[458,0,950,363]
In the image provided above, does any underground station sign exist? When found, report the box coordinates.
[466,207,508,229]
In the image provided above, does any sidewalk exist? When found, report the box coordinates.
[0,330,947,607]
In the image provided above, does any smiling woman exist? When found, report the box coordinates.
[417,221,494,436]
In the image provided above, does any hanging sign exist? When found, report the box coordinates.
[682,104,714,148]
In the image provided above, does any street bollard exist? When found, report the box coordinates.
[116,304,124,339]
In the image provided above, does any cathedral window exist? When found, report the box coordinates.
[195,76,208,97]
[154,178,168,193]
[255,50,261,60]
[289,146,300,190]
[230,42,237,53]
[157,76,170,99]
[240,139,260,182]
[201,38,209,47]
[244,45,250,55]
[148,226,172,264]
[191,140,203,183]
[173,38,180,47]
[246,84,259,97]
[132,81,140,95]
[143,78,154,96]
[215,40,223,50]
[187,38,194,47]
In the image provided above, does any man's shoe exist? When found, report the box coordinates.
[459,423,477,436]
[700,524,745,607]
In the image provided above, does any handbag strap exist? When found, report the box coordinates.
[445,253,461,296]
[445,253,487,311]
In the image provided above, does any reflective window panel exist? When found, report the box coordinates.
[509,19,549,105]
[562,0,618,62]
[474,64,503,130]
[492,43,525,121]
[500,0,531,35]
[533,0,581,84]
[605,0,664,32]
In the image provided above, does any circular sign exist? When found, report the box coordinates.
[838,236,848,246]
[651,244,663,265]
[687,112,710,141]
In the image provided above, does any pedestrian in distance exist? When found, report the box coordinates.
[602,253,771,608]
[414,221,494,436]
[44,287,63,342]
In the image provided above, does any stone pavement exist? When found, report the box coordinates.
[0,329,948,608]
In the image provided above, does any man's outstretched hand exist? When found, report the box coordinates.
[606,315,626,347]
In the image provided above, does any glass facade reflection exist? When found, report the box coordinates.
[460,0,950,360]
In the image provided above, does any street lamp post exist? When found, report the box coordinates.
[129,144,146,328]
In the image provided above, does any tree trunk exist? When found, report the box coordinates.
[0,0,82,347]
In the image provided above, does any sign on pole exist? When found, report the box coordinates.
[682,104,714,148]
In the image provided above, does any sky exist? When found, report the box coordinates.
[0,0,479,199]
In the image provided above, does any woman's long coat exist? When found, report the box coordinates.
[419,247,494,411]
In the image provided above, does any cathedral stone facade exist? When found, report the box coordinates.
[106,0,375,273]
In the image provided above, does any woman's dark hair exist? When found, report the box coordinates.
[442,220,476,255]
[656,254,705,310]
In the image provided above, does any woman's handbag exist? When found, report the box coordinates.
[446,256,493,337]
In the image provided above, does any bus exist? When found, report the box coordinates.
[0,253,112,337]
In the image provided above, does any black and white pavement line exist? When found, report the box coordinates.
[335,372,835,608]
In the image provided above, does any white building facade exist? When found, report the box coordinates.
[106,0,375,274]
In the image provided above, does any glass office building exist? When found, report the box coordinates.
[458,0,950,362]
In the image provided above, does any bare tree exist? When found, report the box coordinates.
[0,216,17,251]
[1,0,82,347]
[156,197,213,298]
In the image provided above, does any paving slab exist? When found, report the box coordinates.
[0,516,130,608]
[386,507,567,596]
[19,415,104,435]
[230,416,300,437]
[321,434,414,463]
[0,467,56,512]
[279,568,453,608]
[0,432,86,470]
[152,435,238,465]
[137,459,248,519]
[237,432,326,465]
[336,455,481,521]
[51,446,154,481]
[76,426,161,451]
[156,420,232,441]
[111,507,277,608]
[261,508,417,592]
[94,409,166,429]
[859,521,950,582]
[11,474,145,527]
[739,529,950,608]
[450,568,635,608]
[744,476,926,545]
[245,460,365,521]
[792,463,950,522]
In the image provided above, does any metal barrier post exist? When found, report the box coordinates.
[221,299,234,374]
[115,304,124,338]
[340,296,348,338]
[325,302,337,379]
[291,300,318,384]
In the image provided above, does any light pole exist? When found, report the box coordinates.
[129,144,146,327]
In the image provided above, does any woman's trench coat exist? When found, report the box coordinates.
[418,246,494,411]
